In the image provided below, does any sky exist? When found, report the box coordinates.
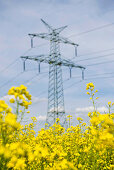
[0,0,114,130]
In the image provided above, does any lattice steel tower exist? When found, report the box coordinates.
[21,19,85,128]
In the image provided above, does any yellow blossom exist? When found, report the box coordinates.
[10,98,15,103]
[108,101,111,105]
[77,117,83,121]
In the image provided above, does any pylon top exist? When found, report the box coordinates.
[41,19,67,34]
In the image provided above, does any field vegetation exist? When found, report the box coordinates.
[0,83,113,169]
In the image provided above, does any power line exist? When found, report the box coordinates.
[70,71,114,80]
[0,72,48,98]
[85,75,114,80]
[31,90,47,106]
[0,48,33,73]
[63,70,114,91]
[0,72,24,90]
[64,80,83,90]
[23,72,48,86]
[23,74,40,85]
[72,52,114,63]
[64,74,114,92]
[0,43,48,74]
[76,47,114,57]
[85,71,114,77]
[68,22,114,38]
[31,70,114,99]
[0,48,48,90]
[0,68,47,90]
[0,58,19,73]
[86,59,114,67]
[64,70,114,84]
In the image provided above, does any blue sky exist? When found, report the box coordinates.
[0,0,114,129]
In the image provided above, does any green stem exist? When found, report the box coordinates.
[91,89,95,112]
[16,99,19,118]
[20,108,25,122]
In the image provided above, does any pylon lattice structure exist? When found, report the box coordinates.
[21,19,85,128]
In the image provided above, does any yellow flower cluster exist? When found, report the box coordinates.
[0,100,12,113]
[86,82,95,90]
[8,85,32,117]
[0,84,114,170]
[8,85,30,97]
[86,83,99,113]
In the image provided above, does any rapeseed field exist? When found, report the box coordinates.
[0,83,113,169]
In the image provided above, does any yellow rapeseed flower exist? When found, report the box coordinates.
[108,101,111,105]
[10,98,15,103]
[77,117,83,121]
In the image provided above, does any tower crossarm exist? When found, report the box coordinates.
[21,55,45,60]
[58,58,85,69]
[21,55,61,65]
[59,36,79,46]
[28,33,51,40]
[28,33,79,46]
[21,55,85,70]
[53,26,67,34]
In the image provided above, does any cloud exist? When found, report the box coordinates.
[36,115,46,121]
[0,95,14,103]
[75,106,108,113]
[0,95,48,107]
[49,106,64,112]
[32,96,47,104]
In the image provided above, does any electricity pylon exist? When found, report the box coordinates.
[21,19,85,128]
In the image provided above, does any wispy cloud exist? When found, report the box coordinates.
[36,115,46,121]
[75,106,108,113]
[0,95,14,103]
[32,96,47,104]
